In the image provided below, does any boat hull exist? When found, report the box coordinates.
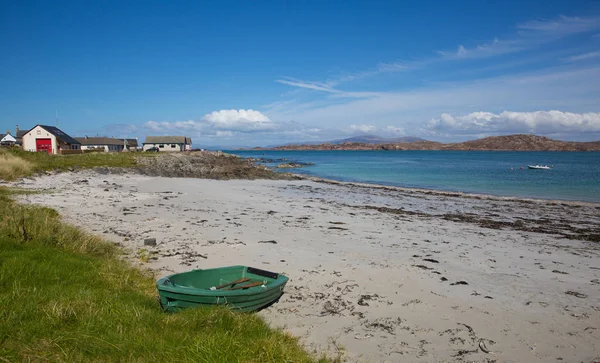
[156,265,288,313]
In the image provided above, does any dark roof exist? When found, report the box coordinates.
[0,134,5,140]
[41,125,81,144]
[75,137,134,146]
[16,130,27,138]
[126,138,138,147]
[25,125,81,145]
[144,136,190,144]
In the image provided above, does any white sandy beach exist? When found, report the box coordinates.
[10,171,600,362]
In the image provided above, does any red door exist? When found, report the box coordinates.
[36,138,52,154]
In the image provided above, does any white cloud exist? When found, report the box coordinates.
[215,131,234,137]
[282,16,600,92]
[275,78,339,93]
[137,109,343,146]
[517,15,599,34]
[267,64,600,141]
[350,124,377,133]
[204,109,270,123]
[376,62,409,72]
[455,45,469,57]
[144,109,281,135]
[274,14,600,121]
[436,16,600,61]
[322,16,600,90]
[428,110,600,135]
[436,38,522,60]
[385,126,406,135]
[564,51,600,62]
[331,17,600,84]
[202,109,276,132]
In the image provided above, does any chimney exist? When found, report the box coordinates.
[85,135,88,139]
[16,125,19,135]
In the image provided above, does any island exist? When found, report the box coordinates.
[249,134,600,152]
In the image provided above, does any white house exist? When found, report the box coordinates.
[75,136,139,152]
[0,133,17,146]
[22,125,81,154]
[142,136,192,152]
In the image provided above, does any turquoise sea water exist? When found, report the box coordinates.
[229,150,600,203]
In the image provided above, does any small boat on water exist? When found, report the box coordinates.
[527,164,553,170]
[156,265,288,312]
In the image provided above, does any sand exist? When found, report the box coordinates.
[9,171,600,362]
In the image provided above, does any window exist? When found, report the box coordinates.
[37,130,41,135]
[171,144,176,148]
[159,144,164,148]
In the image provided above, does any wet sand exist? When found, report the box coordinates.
[10,171,600,362]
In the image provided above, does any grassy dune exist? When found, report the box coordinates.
[0,148,283,181]
[0,188,327,362]
[0,148,137,181]
[0,151,34,181]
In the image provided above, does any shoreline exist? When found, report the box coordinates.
[8,170,600,362]
[230,151,600,205]
[297,174,600,207]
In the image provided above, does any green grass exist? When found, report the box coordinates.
[0,148,141,181]
[0,190,329,362]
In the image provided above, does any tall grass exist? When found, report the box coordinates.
[0,148,145,181]
[0,151,33,181]
[0,189,329,362]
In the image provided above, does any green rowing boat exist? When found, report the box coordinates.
[156,265,288,313]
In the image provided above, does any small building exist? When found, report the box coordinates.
[125,138,139,150]
[75,136,139,152]
[142,136,192,152]
[0,133,17,146]
[22,125,81,154]
[12,125,27,147]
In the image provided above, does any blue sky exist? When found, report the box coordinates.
[1,0,599,147]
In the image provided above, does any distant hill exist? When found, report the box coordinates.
[330,135,428,144]
[443,134,600,151]
[259,134,600,151]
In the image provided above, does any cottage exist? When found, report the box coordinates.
[0,133,17,146]
[125,138,139,150]
[22,125,81,154]
[142,136,192,152]
[75,136,139,152]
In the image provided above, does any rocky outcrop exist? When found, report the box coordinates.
[275,162,315,168]
[135,152,295,180]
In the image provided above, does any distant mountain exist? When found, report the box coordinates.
[256,134,600,151]
[443,134,600,151]
[330,135,428,144]
[235,135,428,150]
